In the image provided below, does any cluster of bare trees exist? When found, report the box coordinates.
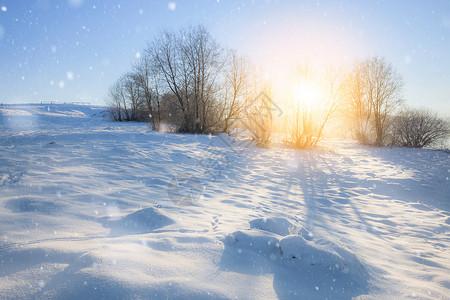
[108,25,448,149]
[108,25,256,134]
[345,57,404,146]
[283,57,448,149]
[345,57,448,148]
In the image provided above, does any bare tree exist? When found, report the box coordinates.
[108,76,131,121]
[122,73,145,121]
[347,57,403,146]
[391,107,449,148]
[289,104,316,148]
[313,67,346,147]
[220,51,252,133]
[134,52,163,130]
[244,77,274,146]
[107,80,123,121]
[149,30,191,131]
[180,25,224,133]
[345,62,373,144]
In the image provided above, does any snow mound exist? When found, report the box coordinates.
[279,235,367,276]
[225,229,281,258]
[103,207,174,237]
[222,222,370,298]
[249,217,293,236]
[225,217,368,278]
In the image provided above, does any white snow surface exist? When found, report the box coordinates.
[0,104,449,299]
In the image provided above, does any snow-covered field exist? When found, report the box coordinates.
[0,104,449,299]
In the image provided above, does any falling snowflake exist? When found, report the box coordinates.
[168,2,176,11]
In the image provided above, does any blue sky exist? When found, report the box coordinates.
[0,0,449,114]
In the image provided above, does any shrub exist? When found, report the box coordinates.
[390,107,449,148]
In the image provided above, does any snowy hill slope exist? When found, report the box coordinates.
[0,104,449,299]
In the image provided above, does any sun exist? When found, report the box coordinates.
[291,81,322,108]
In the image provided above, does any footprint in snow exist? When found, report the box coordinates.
[211,215,220,232]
